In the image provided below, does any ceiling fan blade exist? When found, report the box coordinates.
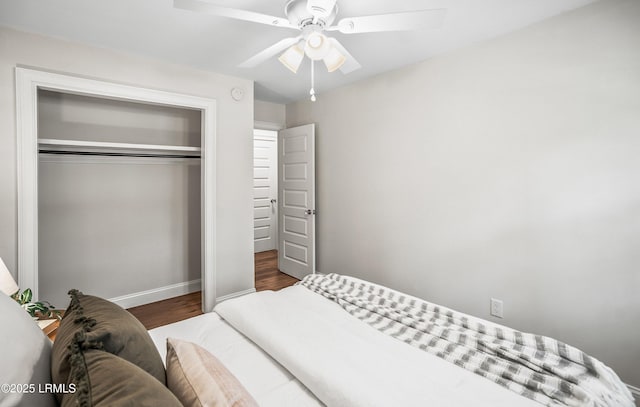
[327,8,446,34]
[238,36,302,68]
[174,0,296,30]
[328,38,361,74]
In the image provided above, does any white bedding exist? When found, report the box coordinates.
[148,311,323,407]
[215,285,541,407]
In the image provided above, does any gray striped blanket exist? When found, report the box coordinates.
[297,273,634,407]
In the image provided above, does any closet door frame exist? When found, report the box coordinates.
[15,67,218,312]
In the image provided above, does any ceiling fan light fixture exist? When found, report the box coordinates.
[304,32,331,60]
[323,46,345,72]
[278,43,305,73]
[306,0,337,20]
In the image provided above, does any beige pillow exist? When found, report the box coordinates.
[166,338,259,407]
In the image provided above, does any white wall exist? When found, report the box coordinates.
[286,0,640,388]
[0,27,255,301]
[39,155,202,307]
[254,99,285,128]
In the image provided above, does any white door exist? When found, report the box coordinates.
[278,124,315,280]
[253,130,278,253]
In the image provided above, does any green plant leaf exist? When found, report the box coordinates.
[13,288,59,319]
[19,288,33,304]
[24,304,37,317]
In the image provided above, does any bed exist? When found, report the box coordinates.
[149,274,634,407]
[0,273,633,406]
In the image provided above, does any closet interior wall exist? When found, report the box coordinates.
[37,90,202,307]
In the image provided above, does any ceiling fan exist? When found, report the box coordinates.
[174,0,446,100]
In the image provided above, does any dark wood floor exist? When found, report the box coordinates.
[128,250,297,329]
[127,291,203,330]
[255,250,299,291]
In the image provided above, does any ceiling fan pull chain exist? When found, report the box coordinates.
[310,60,317,102]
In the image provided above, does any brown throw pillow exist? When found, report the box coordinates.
[166,338,258,407]
[51,289,166,402]
[62,349,181,407]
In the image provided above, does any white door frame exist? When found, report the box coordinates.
[253,121,317,278]
[15,68,218,312]
[254,120,284,132]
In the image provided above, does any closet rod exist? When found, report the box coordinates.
[38,150,201,159]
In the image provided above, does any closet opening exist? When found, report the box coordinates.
[16,68,217,312]
[37,90,202,309]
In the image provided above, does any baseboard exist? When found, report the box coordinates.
[109,279,201,309]
[216,288,256,304]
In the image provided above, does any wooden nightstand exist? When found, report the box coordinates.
[38,318,60,341]
[37,311,64,341]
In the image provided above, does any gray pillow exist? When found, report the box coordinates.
[0,292,57,407]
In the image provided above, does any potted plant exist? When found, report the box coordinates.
[12,288,61,320]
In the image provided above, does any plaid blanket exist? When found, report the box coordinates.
[298,273,634,407]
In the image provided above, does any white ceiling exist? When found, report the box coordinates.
[0,0,597,104]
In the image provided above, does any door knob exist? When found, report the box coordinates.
[270,199,277,204]
[305,209,316,215]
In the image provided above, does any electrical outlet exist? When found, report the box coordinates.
[490,298,504,318]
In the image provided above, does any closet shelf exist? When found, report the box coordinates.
[38,138,201,157]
